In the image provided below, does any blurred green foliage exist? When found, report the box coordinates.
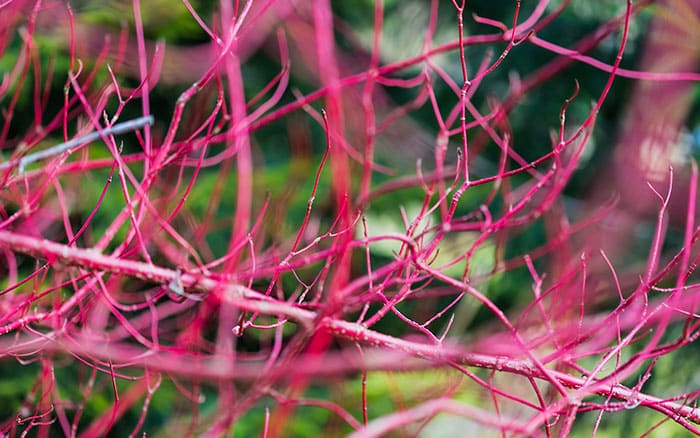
[77,0,214,44]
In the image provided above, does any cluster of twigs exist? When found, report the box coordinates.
[1,0,700,436]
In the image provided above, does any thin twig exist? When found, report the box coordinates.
[0,115,154,172]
